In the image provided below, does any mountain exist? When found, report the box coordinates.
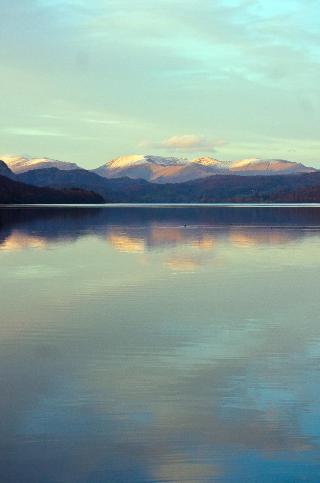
[165,172,320,203]
[3,153,317,182]
[0,174,104,204]
[1,155,80,174]
[18,165,233,202]
[16,166,320,203]
[93,154,191,183]
[105,154,187,169]
[94,154,316,183]
[0,160,15,179]
[230,158,316,175]
[18,166,173,202]
[115,171,320,203]
[94,154,230,183]
[17,167,120,202]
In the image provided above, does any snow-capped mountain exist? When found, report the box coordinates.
[106,154,188,169]
[230,158,316,175]
[1,153,317,183]
[1,155,80,174]
[94,154,229,183]
[94,154,187,176]
[94,154,316,183]
[94,155,187,182]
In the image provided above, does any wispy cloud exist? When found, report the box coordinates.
[3,127,67,137]
[1,0,319,165]
[85,118,121,125]
[140,135,225,152]
[39,114,122,125]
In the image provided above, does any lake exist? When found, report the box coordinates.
[1,205,320,482]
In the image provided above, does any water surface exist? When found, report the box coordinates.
[1,206,320,482]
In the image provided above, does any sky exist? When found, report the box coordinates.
[1,0,320,168]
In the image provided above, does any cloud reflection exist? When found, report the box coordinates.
[0,231,47,251]
[165,256,203,272]
[107,231,145,253]
[1,207,320,480]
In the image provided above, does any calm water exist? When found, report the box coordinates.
[1,205,320,482]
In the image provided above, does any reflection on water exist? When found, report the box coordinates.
[1,206,320,481]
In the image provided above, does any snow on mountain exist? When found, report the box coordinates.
[103,154,188,170]
[1,155,80,174]
[230,158,260,169]
[230,158,316,174]
[1,153,317,183]
[191,156,229,168]
[94,154,228,182]
[106,154,146,169]
[93,154,317,182]
[93,154,191,182]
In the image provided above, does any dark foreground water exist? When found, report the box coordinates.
[1,205,320,482]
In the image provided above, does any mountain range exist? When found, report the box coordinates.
[1,153,320,203]
[94,155,316,183]
[2,154,316,183]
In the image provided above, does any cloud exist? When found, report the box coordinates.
[140,135,225,152]
[39,114,122,125]
[1,0,320,165]
[85,119,121,125]
[3,127,67,137]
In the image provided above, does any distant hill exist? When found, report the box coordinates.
[0,173,104,204]
[17,167,120,202]
[15,166,320,203]
[168,172,320,203]
[0,160,15,179]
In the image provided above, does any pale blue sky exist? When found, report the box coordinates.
[1,0,320,167]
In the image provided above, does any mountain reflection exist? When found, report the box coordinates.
[2,206,320,481]
[1,206,320,253]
